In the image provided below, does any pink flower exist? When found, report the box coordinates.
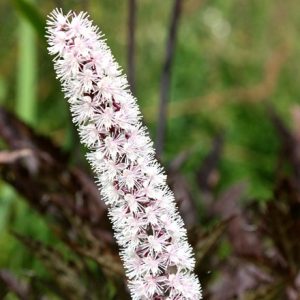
[46,9,202,299]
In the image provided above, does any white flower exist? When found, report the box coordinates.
[79,123,100,147]
[142,255,161,275]
[124,193,141,213]
[166,273,202,299]
[71,95,94,124]
[146,233,167,254]
[101,134,124,160]
[46,9,201,299]
[119,165,143,190]
[144,206,159,225]
[95,106,115,130]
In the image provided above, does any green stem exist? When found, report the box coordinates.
[16,0,37,125]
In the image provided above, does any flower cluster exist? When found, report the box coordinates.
[46,9,201,299]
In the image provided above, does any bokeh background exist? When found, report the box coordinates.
[1,0,300,299]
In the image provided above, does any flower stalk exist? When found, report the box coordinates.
[46,9,201,299]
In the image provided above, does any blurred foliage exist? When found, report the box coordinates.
[0,0,300,299]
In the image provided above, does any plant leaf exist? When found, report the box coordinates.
[194,219,229,265]
[13,232,94,300]
[242,281,284,300]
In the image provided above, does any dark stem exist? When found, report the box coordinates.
[127,0,136,94]
[156,0,182,158]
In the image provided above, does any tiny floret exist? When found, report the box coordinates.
[46,8,201,299]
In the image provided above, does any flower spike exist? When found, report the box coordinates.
[46,9,201,299]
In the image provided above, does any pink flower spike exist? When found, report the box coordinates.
[46,8,202,299]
